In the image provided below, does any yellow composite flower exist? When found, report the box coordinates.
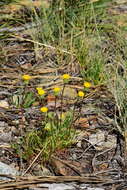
[78,91,85,97]
[36,88,45,96]
[84,81,91,88]
[36,87,42,91]
[62,74,71,80]
[40,107,48,113]
[53,87,61,93]
[22,74,32,81]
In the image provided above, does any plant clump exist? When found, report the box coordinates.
[13,73,92,162]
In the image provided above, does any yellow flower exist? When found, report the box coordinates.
[78,91,85,97]
[62,74,71,80]
[84,81,91,88]
[36,87,42,91]
[36,88,45,96]
[53,87,61,93]
[22,75,31,81]
[40,107,48,113]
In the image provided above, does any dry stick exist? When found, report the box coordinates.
[0,176,116,190]
[11,35,75,55]
[22,149,43,176]
[67,98,78,137]
[22,137,50,176]
[92,148,114,172]
[60,83,66,125]
[77,138,111,160]
[54,96,60,129]
[0,174,15,180]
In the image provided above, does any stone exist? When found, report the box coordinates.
[38,183,75,190]
[0,132,12,143]
[0,100,9,109]
[33,165,52,176]
[0,121,7,127]
[0,161,20,180]
[88,130,117,151]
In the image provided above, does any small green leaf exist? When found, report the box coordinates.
[23,92,35,108]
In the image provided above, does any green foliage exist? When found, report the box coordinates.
[0,0,19,6]
[1,0,119,85]
[23,92,36,108]
[30,0,116,85]
[12,76,80,162]
[12,91,35,108]
[15,111,75,161]
[111,73,127,136]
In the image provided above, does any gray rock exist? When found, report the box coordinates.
[88,130,117,151]
[30,183,105,190]
[0,161,20,180]
[33,165,52,176]
[0,132,12,142]
[0,121,7,127]
[0,100,9,109]
[37,183,75,190]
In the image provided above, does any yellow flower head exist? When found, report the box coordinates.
[36,87,42,91]
[62,74,71,80]
[78,91,85,97]
[84,81,91,88]
[53,87,61,93]
[36,88,45,96]
[40,107,48,113]
[22,75,31,81]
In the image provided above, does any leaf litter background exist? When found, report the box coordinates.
[0,0,127,189]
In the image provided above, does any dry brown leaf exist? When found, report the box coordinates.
[47,95,56,103]
[55,149,70,160]
[51,159,71,176]
[20,63,32,69]
[47,95,62,108]
[99,163,108,171]
[51,157,83,176]
[75,118,90,128]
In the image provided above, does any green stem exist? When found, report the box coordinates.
[54,96,59,129]
[60,83,66,125]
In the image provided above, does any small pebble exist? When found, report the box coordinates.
[0,100,9,109]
